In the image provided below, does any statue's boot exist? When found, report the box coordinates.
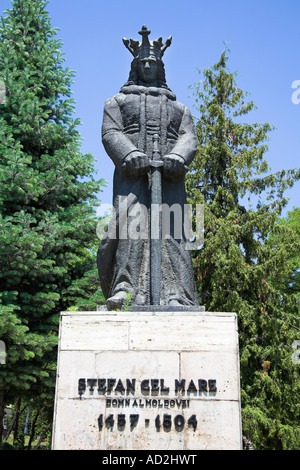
[169,299,184,307]
[106,291,127,310]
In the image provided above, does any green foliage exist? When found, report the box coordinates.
[267,208,300,299]
[63,247,106,311]
[0,296,56,392]
[0,0,105,437]
[1,399,53,449]
[186,48,300,449]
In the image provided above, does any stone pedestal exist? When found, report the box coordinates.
[51,310,242,450]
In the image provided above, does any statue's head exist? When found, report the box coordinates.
[122,25,172,88]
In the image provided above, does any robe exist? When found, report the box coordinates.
[97,84,199,307]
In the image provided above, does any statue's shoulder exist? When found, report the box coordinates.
[172,97,193,118]
[104,93,123,108]
[104,88,139,109]
[167,97,191,121]
[172,99,186,112]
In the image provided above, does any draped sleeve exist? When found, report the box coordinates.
[101,96,140,174]
[168,106,197,167]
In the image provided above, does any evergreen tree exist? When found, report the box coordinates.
[0,0,104,444]
[186,48,300,450]
[268,207,300,300]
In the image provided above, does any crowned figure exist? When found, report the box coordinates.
[97,26,199,310]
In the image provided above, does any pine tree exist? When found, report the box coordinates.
[186,48,300,449]
[0,0,104,444]
[268,207,300,299]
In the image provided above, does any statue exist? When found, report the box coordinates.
[97,26,199,310]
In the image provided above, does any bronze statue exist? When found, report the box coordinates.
[97,26,199,310]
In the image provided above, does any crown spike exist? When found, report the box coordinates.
[122,38,134,56]
[123,27,172,60]
[161,36,172,56]
[138,25,151,37]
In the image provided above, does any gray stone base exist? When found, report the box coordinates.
[51,310,242,450]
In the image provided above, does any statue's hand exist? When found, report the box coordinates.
[163,154,187,181]
[123,152,150,178]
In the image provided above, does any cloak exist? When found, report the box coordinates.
[97,84,199,307]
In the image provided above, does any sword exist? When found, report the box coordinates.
[149,134,163,306]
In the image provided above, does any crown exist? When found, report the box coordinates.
[122,25,172,60]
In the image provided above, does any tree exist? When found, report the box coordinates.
[268,207,300,299]
[61,245,106,311]
[0,0,105,445]
[186,48,300,449]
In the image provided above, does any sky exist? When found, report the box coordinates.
[1,0,299,217]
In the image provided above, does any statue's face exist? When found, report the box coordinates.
[137,56,158,84]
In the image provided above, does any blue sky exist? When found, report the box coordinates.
[1,0,299,216]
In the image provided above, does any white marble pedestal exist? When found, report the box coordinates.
[51,310,242,450]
